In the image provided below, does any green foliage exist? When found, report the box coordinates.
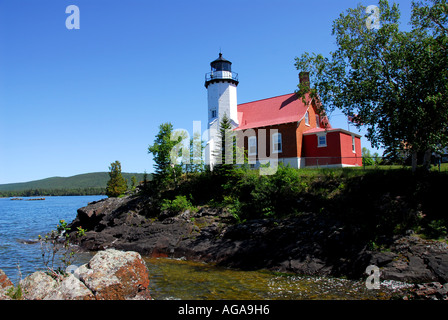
[76,226,86,237]
[131,176,138,191]
[212,114,247,176]
[161,195,196,213]
[106,161,128,197]
[6,283,23,300]
[148,122,183,189]
[213,113,235,174]
[295,0,448,171]
[362,147,383,166]
[38,219,86,278]
[185,131,207,174]
[425,219,448,239]
[156,164,448,242]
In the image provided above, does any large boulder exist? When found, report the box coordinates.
[21,271,58,300]
[77,249,151,300]
[17,249,151,300]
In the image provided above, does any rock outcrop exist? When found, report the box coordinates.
[66,195,448,291]
[0,249,151,300]
[0,269,14,300]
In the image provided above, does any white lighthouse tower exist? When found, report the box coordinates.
[204,53,239,168]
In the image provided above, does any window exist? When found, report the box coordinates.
[248,136,257,156]
[211,109,217,118]
[352,135,356,153]
[316,115,320,128]
[305,111,310,126]
[272,132,282,153]
[318,134,327,147]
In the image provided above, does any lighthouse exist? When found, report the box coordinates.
[204,53,239,168]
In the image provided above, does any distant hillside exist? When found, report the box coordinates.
[0,172,150,193]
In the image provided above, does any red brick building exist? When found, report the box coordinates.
[235,91,362,168]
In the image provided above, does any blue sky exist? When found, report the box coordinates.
[0,0,414,184]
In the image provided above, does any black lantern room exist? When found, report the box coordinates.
[205,53,239,88]
[210,53,232,72]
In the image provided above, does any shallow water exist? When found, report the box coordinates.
[144,257,411,300]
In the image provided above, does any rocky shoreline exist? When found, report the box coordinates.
[0,249,151,300]
[64,194,448,299]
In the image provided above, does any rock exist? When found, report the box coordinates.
[77,249,150,300]
[0,269,13,291]
[369,252,398,267]
[0,292,11,300]
[69,195,152,232]
[67,194,448,285]
[17,249,151,300]
[21,271,58,300]
[407,282,448,300]
[425,254,448,283]
[0,269,13,300]
[44,274,95,300]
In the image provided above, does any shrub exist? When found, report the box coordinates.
[425,220,448,239]
[161,195,196,213]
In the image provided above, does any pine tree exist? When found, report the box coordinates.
[212,113,248,175]
[131,176,138,191]
[148,122,183,189]
[106,161,127,197]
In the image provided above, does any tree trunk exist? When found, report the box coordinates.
[422,148,432,172]
[411,151,418,172]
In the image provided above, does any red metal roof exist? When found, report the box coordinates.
[236,93,309,130]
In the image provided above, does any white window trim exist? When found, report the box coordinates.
[315,115,320,128]
[272,132,282,154]
[305,111,310,126]
[248,136,257,156]
[317,134,327,148]
[352,135,356,153]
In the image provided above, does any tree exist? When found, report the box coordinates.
[141,170,149,193]
[148,122,183,188]
[185,131,206,174]
[213,113,232,166]
[362,148,374,166]
[131,175,138,191]
[295,0,448,172]
[106,161,127,197]
[212,113,248,176]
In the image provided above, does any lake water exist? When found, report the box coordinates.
[0,196,105,283]
[0,196,412,299]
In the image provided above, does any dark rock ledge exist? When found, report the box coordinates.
[66,194,448,300]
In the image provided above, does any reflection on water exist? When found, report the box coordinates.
[145,257,411,300]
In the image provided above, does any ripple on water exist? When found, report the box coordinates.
[144,257,409,300]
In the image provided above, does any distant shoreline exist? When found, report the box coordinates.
[1,194,105,199]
